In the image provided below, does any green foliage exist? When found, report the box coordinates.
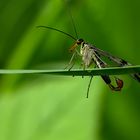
[0,0,140,140]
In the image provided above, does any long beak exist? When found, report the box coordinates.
[69,43,78,52]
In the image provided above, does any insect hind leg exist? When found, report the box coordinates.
[86,76,93,98]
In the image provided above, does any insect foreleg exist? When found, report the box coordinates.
[65,48,82,70]
[75,49,82,56]
[65,51,76,70]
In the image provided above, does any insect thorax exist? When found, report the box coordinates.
[80,43,95,68]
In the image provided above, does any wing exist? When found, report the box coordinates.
[89,44,130,66]
[92,50,123,91]
[89,43,140,83]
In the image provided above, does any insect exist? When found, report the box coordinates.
[37,4,140,98]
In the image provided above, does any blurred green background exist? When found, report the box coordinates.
[0,0,140,140]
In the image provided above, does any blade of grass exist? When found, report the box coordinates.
[0,65,140,76]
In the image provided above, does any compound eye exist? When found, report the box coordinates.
[77,38,84,45]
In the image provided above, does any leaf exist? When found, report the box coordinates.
[0,65,140,76]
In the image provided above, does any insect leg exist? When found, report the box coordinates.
[86,76,93,98]
[65,48,82,70]
[65,52,76,70]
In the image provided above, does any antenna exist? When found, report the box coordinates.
[37,26,77,41]
[64,0,79,39]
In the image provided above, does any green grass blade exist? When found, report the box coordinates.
[0,65,140,76]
